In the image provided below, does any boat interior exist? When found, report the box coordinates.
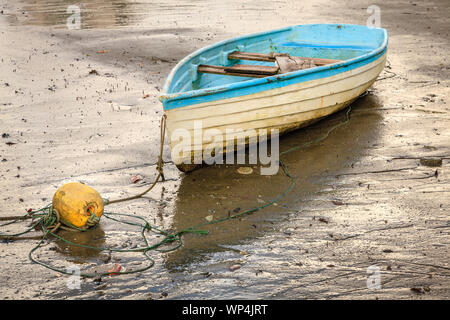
[165,24,386,95]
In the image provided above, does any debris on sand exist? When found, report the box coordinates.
[130,175,143,184]
[419,157,442,167]
[410,286,430,294]
[318,217,329,224]
[106,263,124,276]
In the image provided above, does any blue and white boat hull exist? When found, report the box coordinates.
[160,24,388,171]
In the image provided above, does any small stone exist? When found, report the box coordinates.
[229,264,241,272]
[237,167,253,175]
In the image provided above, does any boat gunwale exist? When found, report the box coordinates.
[159,24,388,106]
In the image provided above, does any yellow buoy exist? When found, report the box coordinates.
[52,182,104,229]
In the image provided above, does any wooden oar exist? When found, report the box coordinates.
[198,64,279,78]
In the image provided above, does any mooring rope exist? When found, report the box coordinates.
[0,105,353,278]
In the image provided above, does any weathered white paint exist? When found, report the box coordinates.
[166,54,386,166]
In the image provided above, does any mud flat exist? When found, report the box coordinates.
[0,0,448,299]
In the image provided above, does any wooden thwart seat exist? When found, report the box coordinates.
[228,51,275,62]
[197,51,343,78]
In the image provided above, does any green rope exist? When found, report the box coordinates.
[1,106,352,278]
[0,205,56,239]
[28,211,207,278]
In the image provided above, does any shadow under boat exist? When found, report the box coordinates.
[163,92,385,271]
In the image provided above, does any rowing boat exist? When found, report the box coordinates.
[159,24,388,172]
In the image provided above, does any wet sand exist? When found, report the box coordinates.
[0,0,449,299]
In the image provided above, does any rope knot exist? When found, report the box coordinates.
[86,209,100,227]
